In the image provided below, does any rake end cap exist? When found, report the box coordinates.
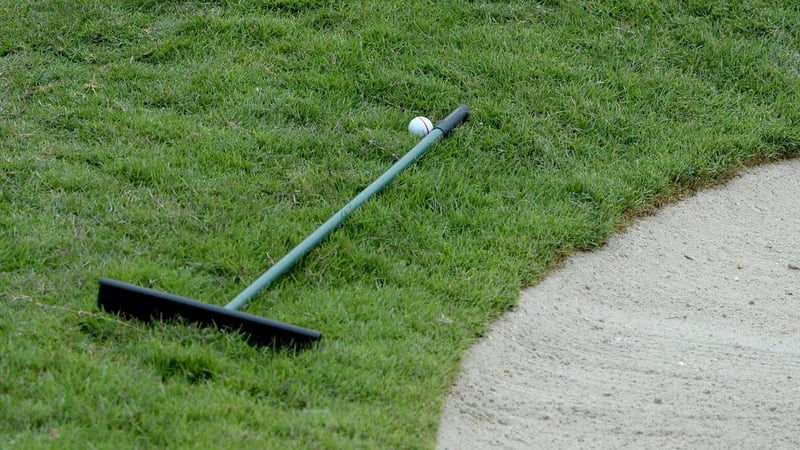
[434,104,470,137]
[97,277,322,349]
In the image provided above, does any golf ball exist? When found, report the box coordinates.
[408,116,433,137]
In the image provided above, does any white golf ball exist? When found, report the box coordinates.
[408,116,433,137]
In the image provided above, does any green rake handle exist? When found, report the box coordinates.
[225,104,470,310]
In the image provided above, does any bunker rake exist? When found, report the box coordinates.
[98,105,470,348]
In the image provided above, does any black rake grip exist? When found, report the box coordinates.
[435,104,470,137]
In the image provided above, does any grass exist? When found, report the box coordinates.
[1,0,799,448]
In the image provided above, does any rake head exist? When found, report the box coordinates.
[98,278,321,348]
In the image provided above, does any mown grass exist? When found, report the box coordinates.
[1,0,798,448]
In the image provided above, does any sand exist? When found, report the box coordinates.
[438,159,800,449]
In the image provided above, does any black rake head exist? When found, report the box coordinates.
[98,278,322,348]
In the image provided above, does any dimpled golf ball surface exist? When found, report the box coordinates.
[408,116,433,137]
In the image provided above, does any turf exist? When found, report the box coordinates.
[1,0,798,448]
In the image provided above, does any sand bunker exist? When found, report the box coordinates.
[439,159,800,449]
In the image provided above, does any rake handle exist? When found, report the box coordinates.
[225,104,470,311]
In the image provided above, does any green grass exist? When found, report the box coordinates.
[1,0,798,447]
